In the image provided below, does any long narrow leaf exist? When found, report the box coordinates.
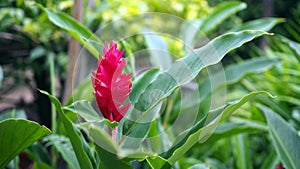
[40,6,102,57]
[203,121,267,143]
[258,104,300,169]
[182,1,246,49]
[163,91,270,164]
[129,31,268,119]
[40,90,94,169]
[232,134,252,169]
[44,135,80,169]
[199,1,247,33]
[231,17,284,32]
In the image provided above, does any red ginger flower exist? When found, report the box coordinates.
[92,41,132,122]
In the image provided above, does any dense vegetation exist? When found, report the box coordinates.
[0,0,299,169]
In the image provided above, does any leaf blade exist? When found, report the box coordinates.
[258,104,300,169]
[163,91,270,164]
[40,6,102,57]
[40,90,94,169]
[0,119,51,168]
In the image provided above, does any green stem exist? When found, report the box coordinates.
[49,54,57,167]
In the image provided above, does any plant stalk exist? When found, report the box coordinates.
[49,54,57,168]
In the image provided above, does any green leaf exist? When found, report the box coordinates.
[64,100,102,122]
[199,1,247,33]
[146,156,172,169]
[89,125,133,169]
[65,77,94,106]
[128,31,269,127]
[40,6,102,57]
[182,1,247,49]
[65,101,118,129]
[232,134,252,169]
[129,68,160,104]
[204,121,267,143]
[136,31,268,112]
[120,68,160,148]
[224,58,280,84]
[88,124,119,155]
[147,120,161,152]
[231,17,284,32]
[43,135,80,169]
[27,143,52,166]
[162,91,270,164]
[122,31,268,155]
[95,145,133,169]
[29,46,46,61]
[260,150,279,169]
[188,164,210,169]
[279,35,300,62]
[33,162,53,169]
[0,109,27,122]
[186,58,279,113]
[0,119,51,168]
[258,104,300,169]
[120,122,152,150]
[40,90,94,169]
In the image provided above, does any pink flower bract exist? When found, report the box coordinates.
[92,41,132,122]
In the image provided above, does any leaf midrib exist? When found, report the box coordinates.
[269,123,296,169]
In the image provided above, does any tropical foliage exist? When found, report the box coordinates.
[0,0,299,169]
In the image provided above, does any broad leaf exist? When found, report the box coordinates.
[0,119,51,168]
[258,104,300,169]
[0,109,27,122]
[40,90,94,169]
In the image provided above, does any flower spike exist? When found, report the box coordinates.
[92,41,132,122]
